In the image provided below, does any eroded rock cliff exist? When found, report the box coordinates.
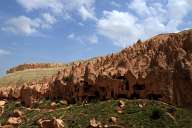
[1,29,192,107]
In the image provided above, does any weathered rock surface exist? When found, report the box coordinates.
[37,117,64,128]
[0,29,192,107]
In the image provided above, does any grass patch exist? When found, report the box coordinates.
[1,99,192,128]
[0,68,63,87]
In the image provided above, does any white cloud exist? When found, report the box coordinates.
[0,49,11,56]
[110,1,121,7]
[79,6,97,21]
[16,0,96,21]
[67,33,75,39]
[16,0,63,14]
[97,10,143,47]
[97,0,192,47]
[3,0,96,35]
[2,13,56,35]
[2,16,40,35]
[41,13,56,28]
[88,34,98,44]
[129,0,150,17]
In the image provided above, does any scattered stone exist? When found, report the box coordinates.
[13,109,23,117]
[51,117,64,128]
[89,118,102,128]
[50,102,57,108]
[138,104,143,108]
[118,100,125,108]
[103,124,109,128]
[109,117,117,123]
[37,119,51,128]
[59,100,68,106]
[7,117,22,125]
[116,106,123,114]
[0,101,6,107]
[0,106,4,115]
[37,117,64,128]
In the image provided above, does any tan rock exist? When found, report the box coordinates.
[51,118,64,128]
[13,109,23,117]
[89,118,102,128]
[118,100,125,108]
[0,100,6,106]
[37,119,51,128]
[116,106,123,114]
[37,118,64,128]
[59,100,68,106]
[7,117,22,125]
[109,117,117,123]
[50,102,57,107]
[0,125,14,128]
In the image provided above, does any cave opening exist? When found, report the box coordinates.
[117,94,128,99]
[111,91,114,97]
[125,81,129,90]
[147,93,162,100]
[130,83,146,99]
[133,84,145,90]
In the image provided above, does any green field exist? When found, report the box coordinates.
[1,99,192,128]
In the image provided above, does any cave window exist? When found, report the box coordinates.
[95,91,100,97]
[84,86,90,92]
[125,79,129,90]
[100,87,105,92]
[117,76,126,80]
[133,84,145,90]
[147,94,162,100]
[117,94,127,99]
[84,81,89,86]
[111,91,114,97]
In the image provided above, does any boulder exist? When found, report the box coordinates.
[7,117,22,125]
[51,118,64,128]
[118,100,125,108]
[37,118,64,128]
[89,118,102,128]
[109,117,117,123]
[12,109,23,117]
[0,101,6,106]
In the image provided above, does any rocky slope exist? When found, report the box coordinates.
[0,29,192,108]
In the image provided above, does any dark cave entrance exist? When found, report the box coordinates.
[116,76,129,91]
[147,93,162,100]
[117,94,128,99]
[131,83,146,99]
[133,84,145,91]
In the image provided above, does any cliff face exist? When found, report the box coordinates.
[1,29,192,107]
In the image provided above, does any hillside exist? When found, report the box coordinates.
[0,99,192,128]
[0,29,192,128]
[0,68,62,87]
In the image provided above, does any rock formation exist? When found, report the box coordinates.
[0,29,192,107]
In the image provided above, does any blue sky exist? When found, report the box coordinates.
[0,0,192,76]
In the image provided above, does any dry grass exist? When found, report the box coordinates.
[0,68,63,87]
